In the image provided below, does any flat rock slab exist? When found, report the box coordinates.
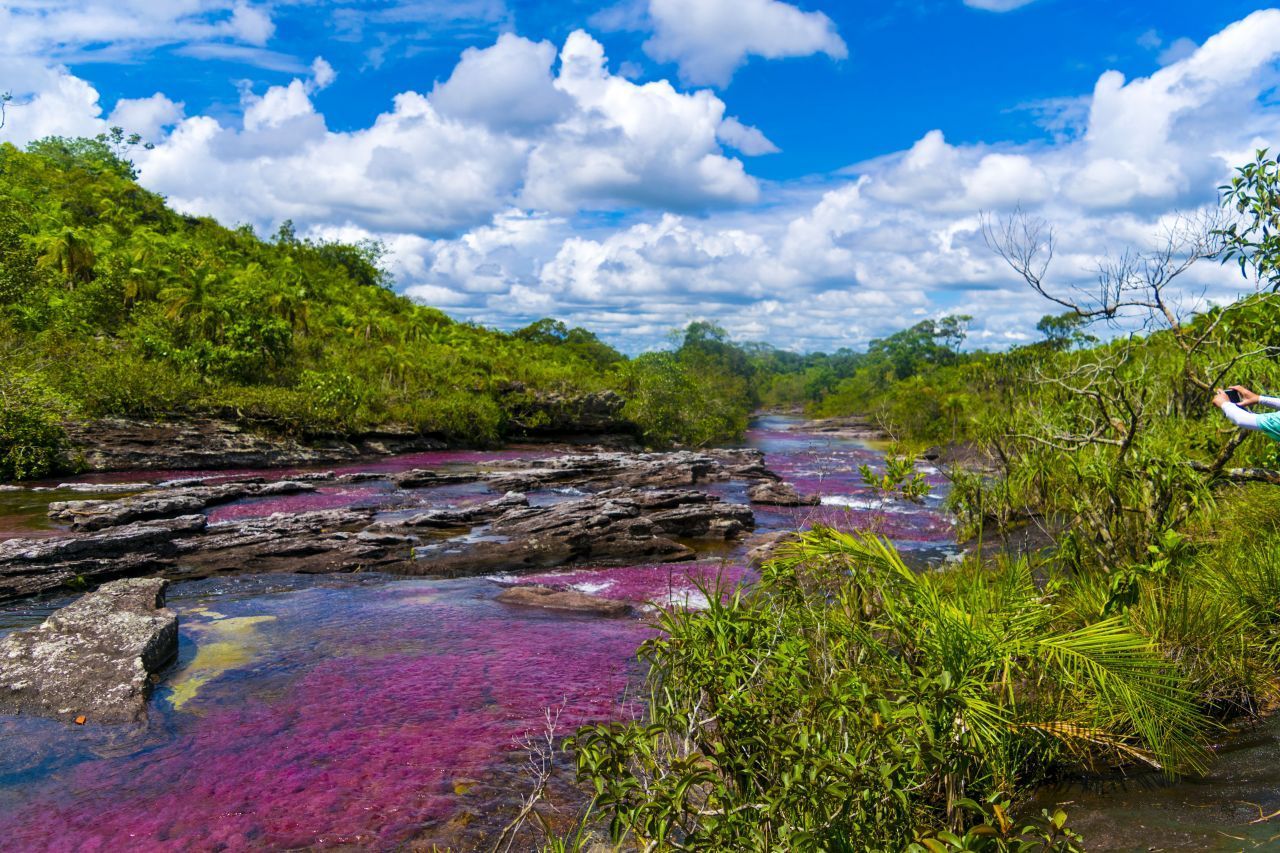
[496,585,630,617]
[0,515,208,601]
[48,480,315,531]
[485,449,775,492]
[0,578,178,724]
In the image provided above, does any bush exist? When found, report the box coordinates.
[566,530,1198,850]
[59,349,202,418]
[0,404,66,481]
[618,352,749,447]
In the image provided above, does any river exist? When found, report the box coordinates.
[0,416,1273,850]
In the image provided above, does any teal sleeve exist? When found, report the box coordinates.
[1256,411,1280,441]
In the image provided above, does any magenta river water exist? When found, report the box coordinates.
[1,417,1276,851]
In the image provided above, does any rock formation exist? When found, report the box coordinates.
[0,578,178,723]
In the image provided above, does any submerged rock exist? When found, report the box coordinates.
[0,578,178,723]
[746,481,819,507]
[496,585,630,617]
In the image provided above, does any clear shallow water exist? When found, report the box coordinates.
[0,572,651,849]
[0,417,961,850]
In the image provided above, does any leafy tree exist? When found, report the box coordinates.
[867,315,972,381]
[1036,312,1098,350]
[1219,148,1280,290]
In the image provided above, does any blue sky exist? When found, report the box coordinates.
[4,1,1280,351]
[70,1,1272,177]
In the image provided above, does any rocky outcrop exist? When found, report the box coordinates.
[48,480,314,531]
[369,492,529,530]
[746,481,819,507]
[0,515,208,600]
[2,451,769,600]
[407,491,751,577]
[172,509,387,576]
[597,488,755,539]
[61,418,448,473]
[790,416,889,440]
[496,585,630,617]
[486,449,773,492]
[0,578,178,723]
[392,469,486,489]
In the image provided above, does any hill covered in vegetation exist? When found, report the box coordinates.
[0,136,756,480]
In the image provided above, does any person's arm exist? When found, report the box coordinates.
[1221,402,1263,430]
[1226,386,1280,408]
[1215,389,1264,430]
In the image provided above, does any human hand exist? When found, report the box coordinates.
[1229,385,1261,406]
[1213,389,1229,407]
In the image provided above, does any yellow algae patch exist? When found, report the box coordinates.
[184,606,231,618]
[169,615,276,710]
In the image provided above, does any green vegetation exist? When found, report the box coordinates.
[12,129,1280,848]
[514,151,1280,850]
[0,136,760,480]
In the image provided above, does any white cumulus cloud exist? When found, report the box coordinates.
[641,0,847,86]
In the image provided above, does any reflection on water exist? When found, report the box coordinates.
[0,416,969,849]
[1032,720,1280,851]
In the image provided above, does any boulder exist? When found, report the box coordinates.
[496,585,630,617]
[746,481,819,507]
[0,578,178,723]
